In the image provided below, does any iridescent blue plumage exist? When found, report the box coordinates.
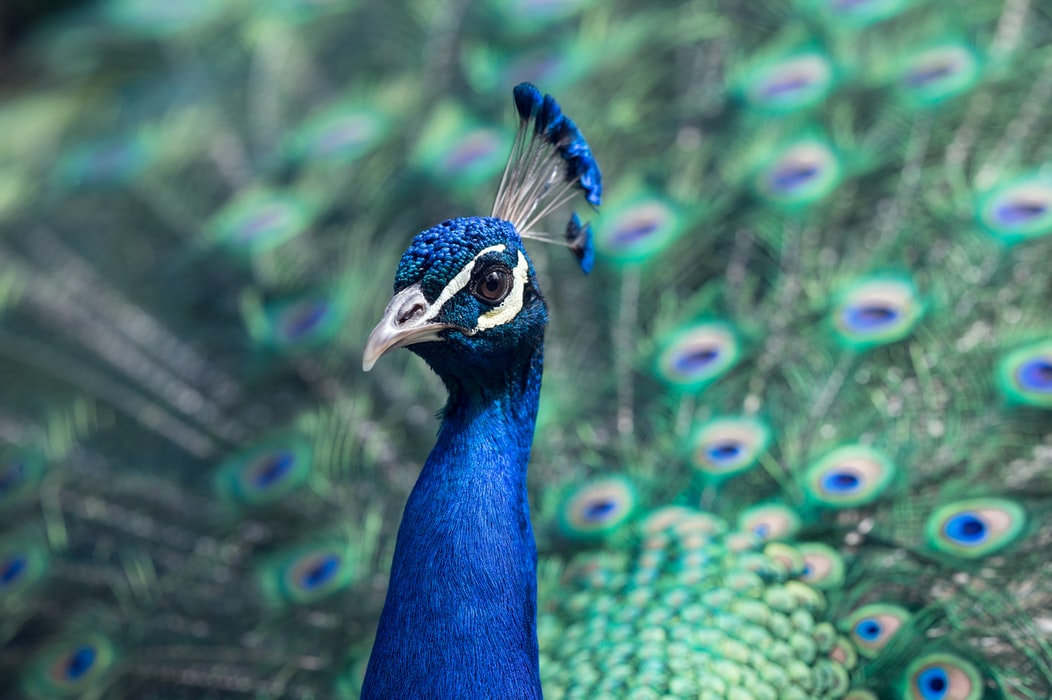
[361,86,601,698]
[495,83,601,273]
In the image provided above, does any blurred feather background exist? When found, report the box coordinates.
[1,0,1052,698]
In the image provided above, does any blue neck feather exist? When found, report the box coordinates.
[362,344,544,699]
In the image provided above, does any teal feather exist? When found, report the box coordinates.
[1,0,1052,697]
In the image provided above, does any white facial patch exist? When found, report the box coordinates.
[476,251,529,331]
[430,244,506,314]
[426,244,531,334]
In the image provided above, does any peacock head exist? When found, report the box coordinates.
[362,83,601,388]
[362,216,547,384]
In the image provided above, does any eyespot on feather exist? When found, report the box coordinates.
[831,276,923,348]
[797,543,844,589]
[977,175,1052,243]
[903,653,983,700]
[997,340,1052,408]
[208,189,316,256]
[0,536,48,600]
[925,498,1025,558]
[688,416,771,481]
[215,436,313,506]
[737,503,801,542]
[655,322,741,391]
[801,445,896,508]
[558,476,638,540]
[287,102,389,165]
[23,633,116,698]
[898,43,981,107]
[844,604,911,657]
[740,52,835,113]
[594,196,683,263]
[755,138,841,207]
[260,544,355,606]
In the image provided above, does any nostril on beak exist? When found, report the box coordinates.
[397,302,426,325]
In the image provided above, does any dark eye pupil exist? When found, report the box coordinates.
[475,268,510,303]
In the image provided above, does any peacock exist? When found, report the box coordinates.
[1,0,1051,698]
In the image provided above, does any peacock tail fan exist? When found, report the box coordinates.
[1,0,1051,698]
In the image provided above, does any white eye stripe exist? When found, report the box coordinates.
[430,244,506,315]
[476,251,528,331]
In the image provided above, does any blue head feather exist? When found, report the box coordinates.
[395,217,523,301]
[493,83,602,270]
[363,216,547,699]
[364,84,603,698]
[565,212,595,274]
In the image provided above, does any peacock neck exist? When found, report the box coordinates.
[362,344,544,699]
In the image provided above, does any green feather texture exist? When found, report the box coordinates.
[2,0,1052,698]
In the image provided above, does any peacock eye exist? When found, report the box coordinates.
[473,266,513,305]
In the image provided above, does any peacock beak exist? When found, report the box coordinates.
[363,284,453,371]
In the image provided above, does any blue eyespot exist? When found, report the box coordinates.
[998,341,1052,407]
[1,555,27,585]
[288,104,388,164]
[64,646,97,682]
[215,437,313,507]
[613,219,660,246]
[977,176,1052,242]
[558,476,637,540]
[917,667,948,699]
[594,196,683,263]
[739,52,836,114]
[926,499,1025,558]
[755,139,841,207]
[943,513,987,544]
[803,446,896,508]
[996,200,1047,225]
[25,633,115,695]
[770,162,820,191]
[903,654,982,700]
[898,44,981,107]
[260,545,355,606]
[252,451,294,488]
[821,470,861,494]
[1017,358,1052,392]
[905,62,954,87]
[842,304,900,331]
[299,553,341,590]
[845,604,911,657]
[655,322,741,391]
[831,277,922,348]
[674,347,720,373]
[280,301,330,340]
[0,538,47,598]
[708,442,743,463]
[737,504,800,542]
[689,417,770,481]
[854,618,882,642]
[251,293,348,353]
[582,499,618,522]
[797,543,844,589]
[208,189,315,256]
